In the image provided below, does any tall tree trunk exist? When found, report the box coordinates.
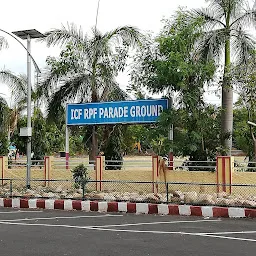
[221,82,233,155]
[88,126,98,164]
[221,24,233,156]
[91,125,98,161]
[89,90,98,164]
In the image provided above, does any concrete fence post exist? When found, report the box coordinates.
[0,156,8,185]
[152,155,159,193]
[216,156,234,194]
[96,156,104,191]
[44,156,53,186]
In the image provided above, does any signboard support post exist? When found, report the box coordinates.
[168,97,173,170]
[168,124,174,170]
[65,125,69,170]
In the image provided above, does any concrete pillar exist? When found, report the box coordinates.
[216,156,234,194]
[96,156,104,191]
[0,156,8,185]
[152,155,159,193]
[44,156,53,186]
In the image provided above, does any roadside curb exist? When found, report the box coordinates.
[1,198,256,218]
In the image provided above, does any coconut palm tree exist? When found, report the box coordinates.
[39,23,142,160]
[191,0,256,155]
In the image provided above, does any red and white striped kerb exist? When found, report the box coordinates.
[0,198,256,218]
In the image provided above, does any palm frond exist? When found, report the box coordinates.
[40,23,142,120]
[39,22,87,48]
[36,68,60,101]
[0,70,27,104]
[207,0,245,15]
[196,28,226,62]
[46,73,91,121]
[99,76,117,102]
[229,0,248,18]
[0,95,8,106]
[16,97,27,113]
[0,36,8,50]
[104,26,143,48]
[85,30,109,64]
[106,84,130,101]
[230,9,256,29]
[231,28,255,65]
[190,8,225,29]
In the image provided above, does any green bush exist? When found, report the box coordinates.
[71,164,90,197]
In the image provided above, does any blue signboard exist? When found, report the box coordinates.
[66,99,168,125]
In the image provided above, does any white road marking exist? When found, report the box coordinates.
[0,211,43,214]
[0,221,255,242]
[85,227,256,242]
[86,219,221,228]
[0,221,97,229]
[200,231,256,235]
[0,214,123,222]
[192,233,256,242]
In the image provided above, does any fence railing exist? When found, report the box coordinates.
[7,157,256,172]
[7,157,218,171]
[234,160,256,172]
[0,178,255,208]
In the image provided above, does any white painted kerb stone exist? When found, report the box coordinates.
[158,204,169,215]
[228,208,245,218]
[28,199,37,209]
[179,205,191,216]
[136,203,148,214]
[12,198,20,208]
[98,202,108,212]
[0,198,4,207]
[201,206,213,217]
[118,202,127,212]
[81,201,90,211]
[64,200,73,210]
[45,199,55,210]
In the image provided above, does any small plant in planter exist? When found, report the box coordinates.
[71,164,90,199]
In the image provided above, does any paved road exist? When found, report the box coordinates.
[0,208,255,256]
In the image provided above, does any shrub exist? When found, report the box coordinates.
[71,164,90,197]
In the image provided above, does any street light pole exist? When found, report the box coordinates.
[12,29,45,189]
[0,28,43,188]
[26,34,32,188]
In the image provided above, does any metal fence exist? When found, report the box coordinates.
[0,178,255,208]
[7,157,218,172]
[6,157,256,172]
[8,159,45,169]
[234,160,256,172]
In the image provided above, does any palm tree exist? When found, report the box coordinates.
[39,23,142,160]
[0,70,39,138]
[191,0,256,155]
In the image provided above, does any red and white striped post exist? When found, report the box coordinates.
[96,156,104,191]
[216,156,234,194]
